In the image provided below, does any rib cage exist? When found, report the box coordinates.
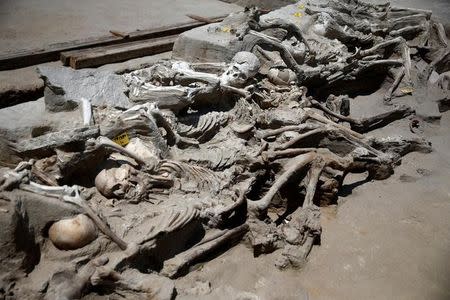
[138,204,200,245]
[157,160,226,191]
[177,111,229,142]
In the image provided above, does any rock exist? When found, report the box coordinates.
[205,285,259,300]
[38,66,131,112]
[0,199,32,291]
[173,25,239,63]
[172,4,308,63]
[0,72,43,109]
[428,70,440,86]
[15,126,99,157]
[0,63,59,109]
[183,280,212,296]
[172,10,261,63]
[0,97,84,140]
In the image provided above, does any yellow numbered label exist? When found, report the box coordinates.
[293,12,303,17]
[400,86,414,94]
[221,26,231,33]
[113,132,130,146]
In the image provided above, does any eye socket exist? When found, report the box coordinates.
[239,73,247,80]
[111,183,125,195]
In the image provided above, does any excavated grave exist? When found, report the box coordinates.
[0,0,449,299]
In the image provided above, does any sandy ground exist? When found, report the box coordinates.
[0,0,240,55]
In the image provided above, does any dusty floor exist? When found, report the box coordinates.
[0,0,240,55]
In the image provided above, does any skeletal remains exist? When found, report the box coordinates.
[0,0,448,298]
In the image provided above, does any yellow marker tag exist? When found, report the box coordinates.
[113,132,130,146]
[221,26,231,33]
[293,12,303,17]
[298,4,305,9]
[400,86,414,94]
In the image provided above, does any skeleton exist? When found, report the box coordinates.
[212,2,432,101]
[0,1,446,298]
[94,164,153,203]
[123,51,259,111]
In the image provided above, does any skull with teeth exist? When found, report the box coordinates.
[220,51,260,87]
[95,164,147,202]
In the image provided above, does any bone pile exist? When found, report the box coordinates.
[0,0,448,298]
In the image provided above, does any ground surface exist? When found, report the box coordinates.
[0,0,240,55]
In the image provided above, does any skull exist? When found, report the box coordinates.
[95,164,136,199]
[311,12,334,37]
[48,214,98,250]
[220,51,260,87]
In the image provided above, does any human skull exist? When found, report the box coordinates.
[48,214,98,250]
[95,164,136,199]
[311,12,334,37]
[220,51,261,87]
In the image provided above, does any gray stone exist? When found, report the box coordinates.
[172,9,263,63]
[16,126,99,156]
[0,97,83,140]
[172,3,310,63]
[173,25,239,63]
[0,66,43,109]
[38,66,132,112]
